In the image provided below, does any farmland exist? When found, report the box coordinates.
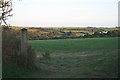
[2,36,119,78]
[24,37,119,78]
[1,26,120,40]
[1,26,119,78]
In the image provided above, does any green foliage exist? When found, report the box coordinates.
[107,30,120,37]
[2,64,28,78]
[27,45,37,70]
[42,50,51,60]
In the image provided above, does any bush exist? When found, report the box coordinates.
[27,45,37,70]
[2,30,20,64]
[2,29,37,78]
[42,50,51,60]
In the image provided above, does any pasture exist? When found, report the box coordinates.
[27,37,119,78]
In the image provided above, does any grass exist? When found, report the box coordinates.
[29,37,118,53]
[27,37,119,78]
[2,63,30,78]
[4,37,118,78]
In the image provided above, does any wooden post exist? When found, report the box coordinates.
[21,28,28,68]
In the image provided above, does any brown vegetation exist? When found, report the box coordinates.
[2,28,37,72]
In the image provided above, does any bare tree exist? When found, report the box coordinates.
[0,0,13,26]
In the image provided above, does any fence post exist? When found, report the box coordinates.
[20,28,28,68]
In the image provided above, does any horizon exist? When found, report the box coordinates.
[6,25,119,28]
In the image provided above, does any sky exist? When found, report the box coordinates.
[8,0,119,27]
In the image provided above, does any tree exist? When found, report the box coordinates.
[0,0,21,26]
[0,0,13,26]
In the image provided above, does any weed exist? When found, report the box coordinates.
[42,50,51,60]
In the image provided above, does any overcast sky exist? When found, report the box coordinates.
[9,0,119,27]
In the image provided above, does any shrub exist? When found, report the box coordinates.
[2,30,20,64]
[2,28,37,78]
[42,50,51,60]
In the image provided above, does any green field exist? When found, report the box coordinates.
[4,37,118,78]
[27,37,119,78]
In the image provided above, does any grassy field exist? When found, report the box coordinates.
[4,37,118,78]
[26,37,119,78]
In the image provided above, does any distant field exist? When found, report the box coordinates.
[28,37,119,78]
[29,37,119,52]
[99,28,120,31]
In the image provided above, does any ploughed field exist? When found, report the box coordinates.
[27,37,119,78]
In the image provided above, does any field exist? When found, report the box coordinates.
[24,37,119,78]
